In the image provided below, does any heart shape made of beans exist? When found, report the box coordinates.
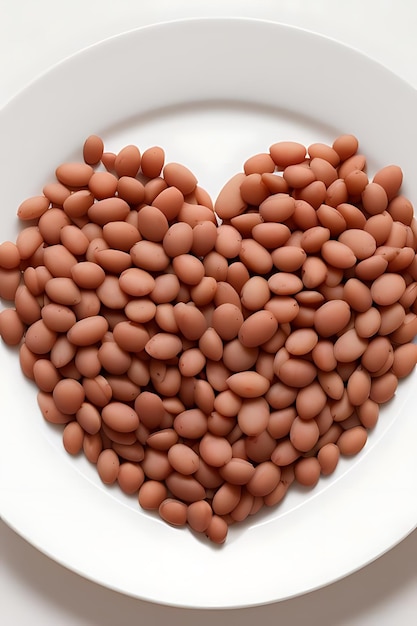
[1,132,417,544]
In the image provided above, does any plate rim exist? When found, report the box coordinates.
[1,16,417,609]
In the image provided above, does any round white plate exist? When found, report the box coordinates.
[1,18,417,609]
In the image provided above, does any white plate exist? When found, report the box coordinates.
[1,18,417,609]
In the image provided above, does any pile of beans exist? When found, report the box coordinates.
[1,133,417,544]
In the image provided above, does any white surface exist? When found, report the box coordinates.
[2,17,417,608]
[1,0,417,623]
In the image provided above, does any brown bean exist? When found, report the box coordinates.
[314,299,351,337]
[285,328,318,356]
[199,433,232,467]
[245,430,277,464]
[390,313,417,344]
[240,173,269,205]
[15,226,43,261]
[271,439,300,466]
[65,315,108,346]
[238,310,278,347]
[17,195,50,220]
[145,179,169,210]
[97,449,120,484]
[117,462,144,494]
[185,220,215,257]
[283,163,316,188]
[82,134,104,165]
[173,303,208,341]
[337,426,367,456]
[369,372,398,404]
[213,173,247,219]
[295,381,327,419]
[87,197,130,225]
[212,482,241,515]
[244,152,275,175]
[332,134,358,161]
[361,182,388,216]
[166,443,198,475]
[269,141,306,167]
[246,461,281,497]
[88,171,118,199]
[55,162,93,187]
[50,336,77,369]
[293,180,327,209]
[157,498,187,527]
[290,416,320,452]
[317,443,340,475]
[0,241,20,269]
[237,397,269,436]
[355,308,381,338]
[163,162,197,195]
[115,177,144,206]
[0,309,25,346]
[138,145,164,178]
[138,481,168,511]
[187,500,213,533]
[321,240,356,268]
[378,303,406,335]
[294,457,321,487]
[343,278,372,313]
[371,273,406,306]
[62,421,84,455]
[165,472,206,503]
[277,357,317,388]
[272,246,306,272]
[219,459,256,486]
[230,212,263,237]
[83,433,104,466]
[162,222,193,258]
[387,195,414,225]
[149,185,182,221]
[112,144,141,178]
[316,204,346,237]
[172,254,205,286]
[43,182,71,206]
[196,328,222,362]
[391,343,417,378]
[373,165,403,201]
[130,240,170,272]
[14,285,41,325]
[205,515,228,544]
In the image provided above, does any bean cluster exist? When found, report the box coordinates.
[1,133,416,544]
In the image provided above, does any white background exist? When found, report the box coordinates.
[1,1,417,624]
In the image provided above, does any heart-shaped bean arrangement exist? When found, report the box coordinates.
[1,133,417,544]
